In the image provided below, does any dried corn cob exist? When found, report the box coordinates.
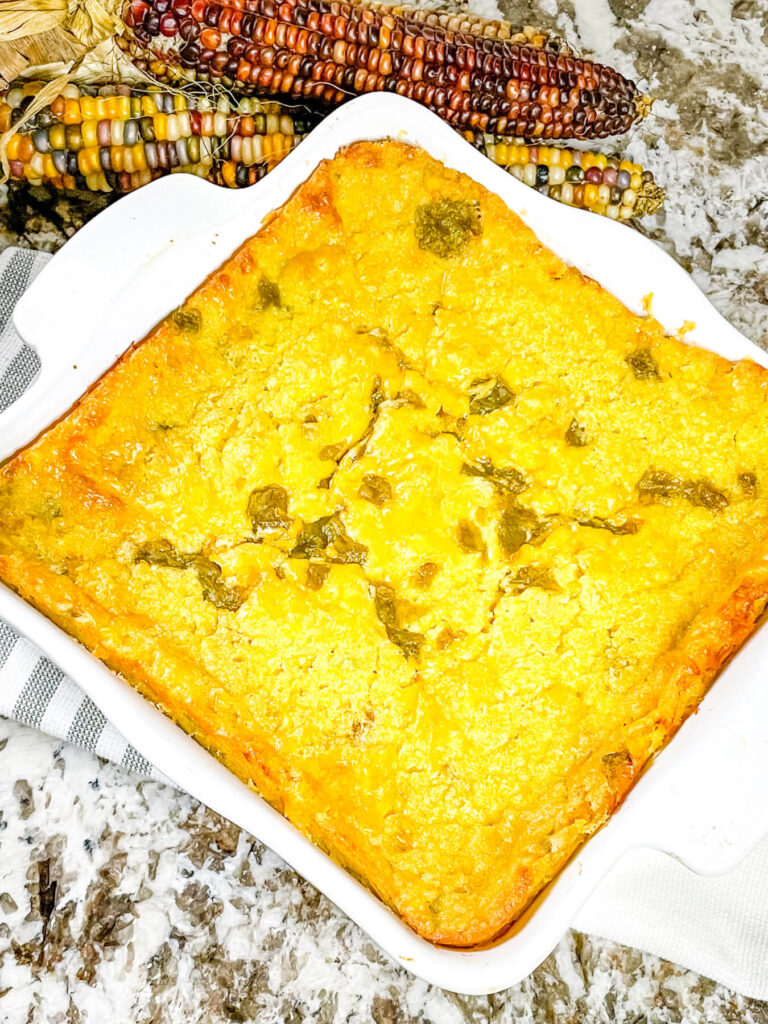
[1,81,312,191]
[302,3,572,50]
[478,136,665,220]
[120,0,647,139]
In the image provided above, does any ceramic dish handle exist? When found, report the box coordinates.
[612,624,768,876]
[0,251,83,464]
[2,173,245,463]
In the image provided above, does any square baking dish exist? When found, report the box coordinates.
[3,93,768,995]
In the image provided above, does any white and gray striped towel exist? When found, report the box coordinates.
[1,243,768,1000]
[0,246,156,779]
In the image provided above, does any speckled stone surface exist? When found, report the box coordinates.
[0,1,767,1020]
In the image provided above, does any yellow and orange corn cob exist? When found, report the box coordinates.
[121,0,647,139]
[479,136,665,220]
[1,81,312,191]
[2,81,663,220]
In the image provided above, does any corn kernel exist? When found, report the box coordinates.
[81,119,98,148]
[221,160,237,187]
[548,165,565,185]
[630,172,642,191]
[63,98,82,124]
[48,124,66,151]
[167,113,181,142]
[29,151,45,177]
[5,134,21,161]
[18,135,35,162]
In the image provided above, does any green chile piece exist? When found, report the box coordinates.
[636,469,728,510]
[497,505,552,556]
[461,458,526,495]
[468,377,514,416]
[135,541,244,611]
[358,474,393,507]
[625,348,660,380]
[507,566,560,595]
[373,584,423,659]
[170,306,202,334]
[565,419,590,447]
[248,485,292,537]
[291,513,368,565]
[414,197,482,258]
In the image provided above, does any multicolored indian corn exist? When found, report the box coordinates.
[1,82,663,222]
[478,136,665,220]
[120,0,648,139]
[1,81,312,191]
[351,4,571,49]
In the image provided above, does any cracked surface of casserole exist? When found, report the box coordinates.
[2,140,768,947]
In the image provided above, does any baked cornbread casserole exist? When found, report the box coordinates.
[2,140,768,947]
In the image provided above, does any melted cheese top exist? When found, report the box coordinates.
[2,141,768,945]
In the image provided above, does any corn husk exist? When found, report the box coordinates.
[14,34,152,84]
[0,0,122,47]
[0,0,122,84]
[0,29,83,85]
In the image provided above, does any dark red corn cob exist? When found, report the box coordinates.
[121,0,650,139]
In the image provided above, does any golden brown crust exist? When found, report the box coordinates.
[2,140,768,946]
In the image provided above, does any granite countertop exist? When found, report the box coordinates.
[1,0,768,1020]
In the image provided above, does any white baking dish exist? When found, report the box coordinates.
[3,93,768,995]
